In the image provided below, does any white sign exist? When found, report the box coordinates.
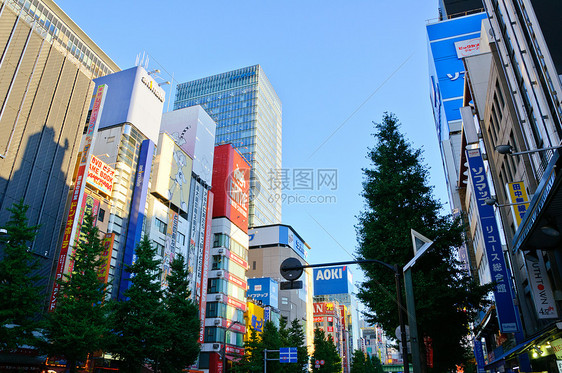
[557,360,562,373]
[86,155,115,196]
[454,38,481,58]
[526,253,558,319]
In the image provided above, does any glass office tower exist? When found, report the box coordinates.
[174,65,282,227]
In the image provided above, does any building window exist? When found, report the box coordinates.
[212,255,224,270]
[98,208,105,222]
[206,302,218,318]
[252,261,256,270]
[153,241,164,256]
[281,297,289,305]
[177,232,185,246]
[155,218,167,234]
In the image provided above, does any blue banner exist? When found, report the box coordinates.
[313,266,350,296]
[119,139,155,300]
[473,340,486,373]
[466,148,519,333]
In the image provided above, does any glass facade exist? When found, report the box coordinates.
[174,65,282,227]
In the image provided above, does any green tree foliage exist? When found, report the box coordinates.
[109,235,165,372]
[350,349,368,373]
[234,318,308,373]
[311,328,341,373]
[355,113,490,371]
[41,213,111,373]
[160,253,200,371]
[0,199,41,350]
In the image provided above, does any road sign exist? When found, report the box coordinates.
[280,347,297,363]
[320,360,325,365]
[315,360,320,365]
[280,280,303,290]
[280,258,303,281]
[315,364,320,368]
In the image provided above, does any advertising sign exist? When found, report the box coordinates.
[248,225,309,260]
[313,266,350,295]
[212,144,250,232]
[69,192,101,273]
[86,155,115,196]
[98,233,114,283]
[246,302,265,334]
[474,340,486,373]
[313,302,336,315]
[227,295,246,311]
[454,38,481,58]
[199,191,214,343]
[119,139,155,300]
[49,84,107,311]
[161,106,216,185]
[525,253,558,319]
[229,251,248,269]
[506,181,530,228]
[551,338,562,359]
[466,148,519,332]
[153,133,193,212]
[161,211,178,288]
[247,278,279,308]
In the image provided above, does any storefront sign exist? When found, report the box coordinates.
[454,38,481,58]
[466,148,519,332]
[552,339,562,359]
[506,181,530,228]
[526,253,558,318]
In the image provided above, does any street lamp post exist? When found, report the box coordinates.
[222,320,241,373]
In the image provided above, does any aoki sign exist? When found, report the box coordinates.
[313,266,350,296]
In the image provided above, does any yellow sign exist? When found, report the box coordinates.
[506,181,529,228]
[245,302,265,339]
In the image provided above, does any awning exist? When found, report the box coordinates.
[511,149,562,252]
[484,324,560,369]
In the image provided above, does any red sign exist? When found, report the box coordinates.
[225,345,244,355]
[314,302,335,315]
[229,251,248,269]
[327,326,334,333]
[226,272,247,290]
[199,191,214,343]
[313,316,323,323]
[211,144,250,232]
[424,336,434,368]
[226,296,246,311]
[223,319,246,333]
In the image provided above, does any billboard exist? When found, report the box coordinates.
[525,254,558,319]
[466,148,519,333]
[93,66,165,143]
[199,191,214,343]
[313,302,336,315]
[49,84,107,312]
[246,302,265,335]
[153,133,193,212]
[212,144,250,232]
[506,181,530,228]
[161,105,216,186]
[247,278,279,308]
[98,233,115,283]
[248,224,309,260]
[119,139,155,300]
[313,266,351,296]
[161,211,179,288]
[86,155,115,196]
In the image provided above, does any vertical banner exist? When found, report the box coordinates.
[98,233,115,283]
[506,181,530,229]
[474,340,486,373]
[161,211,178,288]
[119,139,155,300]
[69,192,100,274]
[466,148,519,333]
[525,253,558,319]
[199,191,214,343]
[49,84,107,311]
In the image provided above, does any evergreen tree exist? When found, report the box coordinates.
[355,113,490,371]
[109,235,165,372]
[233,327,263,373]
[0,199,41,350]
[160,253,200,371]
[350,349,367,373]
[366,355,384,373]
[261,321,282,372]
[41,213,111,373]
[311,328,341,373]
[286,319,308,372]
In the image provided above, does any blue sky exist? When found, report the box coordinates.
[56,0,447,293]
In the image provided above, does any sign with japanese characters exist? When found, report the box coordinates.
[506,181,530,228]
[466,148,519,333]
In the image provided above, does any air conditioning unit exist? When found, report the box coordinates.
[215,294,223,302]
[214,319,221,326]
[218,248,225,255]
[216,271,224,278]
[213,343,220,350]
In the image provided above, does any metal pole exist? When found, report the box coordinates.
[264,349,267,373]
[404,268,421,373]
[395,264,410,373]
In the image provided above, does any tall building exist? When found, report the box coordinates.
[438,0,484,19]
[0,0,118,304]
[174,65,282,227]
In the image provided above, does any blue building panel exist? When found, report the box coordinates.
[247,277,279,308]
